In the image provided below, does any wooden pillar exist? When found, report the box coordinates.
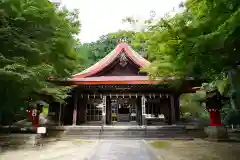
[168,94,176,125]
[76,97,80,125]
[61,104,65,125]
[77,95,86,125]
[136,96,142,125]
[106,96,112,125]
[174,95,180,121]
[58,103,62,126]
[84,99,87,123]
[72,92,78,126]
[170,94,176,124]
[168,99,172,125]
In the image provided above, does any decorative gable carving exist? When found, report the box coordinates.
[119,52,128,67]
[92,51,147,77]
[72,42,150,78]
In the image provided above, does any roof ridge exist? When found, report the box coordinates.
[72,43,150,78]
[72,47,119,77]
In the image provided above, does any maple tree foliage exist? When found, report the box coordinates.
[121,0,240,123]
[1,0,240,124]
[0,0,83,124]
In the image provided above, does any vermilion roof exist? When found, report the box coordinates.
[72,76,150,81]
[67,43,199,90]
[68,76,195,85]
[72,43,150,78]
[49,42,201,91]
[70,76,194,82]
[70,76,158,85]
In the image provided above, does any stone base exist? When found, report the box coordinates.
[204,126,228,141]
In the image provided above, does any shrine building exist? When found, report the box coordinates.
[55,42,201,126]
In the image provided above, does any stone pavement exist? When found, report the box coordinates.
[89,140,158,160]
[0,139,159,160]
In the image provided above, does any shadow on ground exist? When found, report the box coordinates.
[0,129,64,152]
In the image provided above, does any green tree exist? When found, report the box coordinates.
[143,0,240,80]
[180,91,206,118]
[0,0,81,124]
[76,30,146,68]
[121,0,240,123]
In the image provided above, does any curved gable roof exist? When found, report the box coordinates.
[72,43,150,78]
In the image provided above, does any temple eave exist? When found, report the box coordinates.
[71,80,160,85]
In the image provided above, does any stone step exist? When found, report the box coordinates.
[64,129,186,134]
[65,126,185,131]
[65,131,186,135]
[62,126,191,139]
[65,127,184,130]
[65,133,187,137]
[61,133,192,139]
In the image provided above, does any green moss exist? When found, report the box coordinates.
[150,141,170,148]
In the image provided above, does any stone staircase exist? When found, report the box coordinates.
[61,125,203,139]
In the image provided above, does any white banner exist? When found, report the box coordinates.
[141,96,146,115]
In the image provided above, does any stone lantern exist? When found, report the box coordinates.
[202,91,229,140]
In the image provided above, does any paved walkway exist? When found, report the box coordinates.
[90,140,158,160]
[0,139,158,160]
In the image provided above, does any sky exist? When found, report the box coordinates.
[61,0,183,43]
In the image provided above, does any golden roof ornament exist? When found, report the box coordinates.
[117,37,130,44]
[119,53,127,67]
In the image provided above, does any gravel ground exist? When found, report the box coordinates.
[0,139,99,160]
[147,139,240,160]
[2,138,238,160]
[0,139,159,160]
